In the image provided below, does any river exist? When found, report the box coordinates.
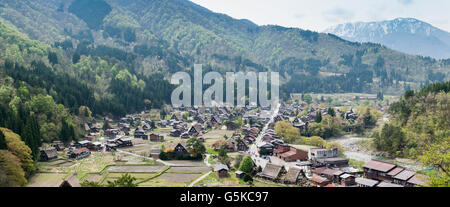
[329,135,425,171]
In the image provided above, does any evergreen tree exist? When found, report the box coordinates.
[327,108,336,117]
[315,111,322,123]
[0,130,7,150]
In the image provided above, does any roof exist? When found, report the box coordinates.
[312,167,327,175]
[355,177,379,187]
[387,166,405,177]
[407,174,427,186]
[235,170,245,175]
[393,170,415,181]
[60,173,81,187]
[261,163,283,179]
[311,174,329,184]
[363,160,397,172]
[284,167,301,183]
[72,148,89,154]
[376,181,404,187]
[214,164,229,172]
[41,147,57,158]
[340,173,354,179]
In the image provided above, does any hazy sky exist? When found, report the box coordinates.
[190,0,450,32]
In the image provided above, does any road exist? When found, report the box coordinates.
[249,103,281,169]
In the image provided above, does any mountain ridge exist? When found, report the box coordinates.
[324,17,450,59]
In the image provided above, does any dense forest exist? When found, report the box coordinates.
[0,0,449,185]
[373,82,449,186]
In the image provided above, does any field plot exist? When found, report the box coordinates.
[165,160,206,167]
[82,174,104,183]
[167,166,210,173]
[108,165,165,173]
[159,173,200,183]
[27,173,66,187]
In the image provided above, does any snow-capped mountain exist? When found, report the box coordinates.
[324,18,450,59]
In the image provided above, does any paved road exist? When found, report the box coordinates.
[249,103,281,169]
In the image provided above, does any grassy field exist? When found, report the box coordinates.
[196,171,287,187]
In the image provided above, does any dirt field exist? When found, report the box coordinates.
[165,160,205,166]
[27,173,66,187]
[107,165,166,173]
[167,166,210,173]
[159,173,200,183]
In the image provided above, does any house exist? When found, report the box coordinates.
[355,177,379,187]
[257,142,275,155]
[314,157,349,168]
[171,141,189,156]
[258,163,285,181]
[104,128,120,138]
[363,160,397,181]
[236,139,249,151]
[74,140,90,149]
[52,141,65,151]
[105,143,117,151]
[149,133,163,142]
[283,167,302,184]
[340,174,356,186]
[87,142,102,151]
[170,129,182,137]
[188,124,202,137]
[405,174,427,187]
[210,116,221,126]
[235,170,245,179]
[214,164,230,178]
[309,148,338,160]
[392,170,416,186]
[274,146,308,162]
[117,137,134,147]
[39,147,58,161]
[67,148,91,160]
[59,173,81,187]
[310,174,330,187]
[134,129,147,139]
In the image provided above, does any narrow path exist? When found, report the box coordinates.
[188,171,212,187]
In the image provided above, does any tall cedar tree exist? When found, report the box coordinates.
[0,130,7,149]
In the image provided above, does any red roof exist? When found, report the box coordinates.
[387,166,405,177]
[72,147,89,154]
[363,160,396,172]
[311,175,329,184]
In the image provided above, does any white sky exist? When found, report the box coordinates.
[189,0,450,32]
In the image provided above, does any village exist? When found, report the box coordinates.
[31,94,427,187]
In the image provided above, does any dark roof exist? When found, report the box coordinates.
[311,174,329,184]
[393,170,415,181]
[363,160,396,172]
[41,147,58,158]
[407,174,427,186]
[387,166,405,177]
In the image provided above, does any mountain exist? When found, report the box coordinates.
[0,0,449,106]
[324,18,450,59]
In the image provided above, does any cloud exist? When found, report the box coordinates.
[322,7,355,23]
